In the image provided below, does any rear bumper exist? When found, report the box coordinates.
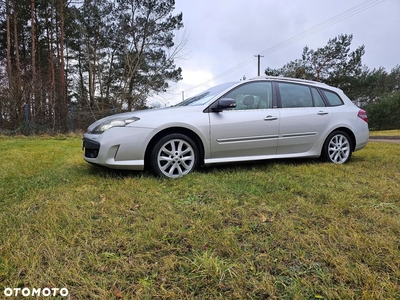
[354,127,369,151]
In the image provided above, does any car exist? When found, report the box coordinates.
[82,76,369,178]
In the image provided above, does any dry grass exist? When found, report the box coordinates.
[0,135,399,299]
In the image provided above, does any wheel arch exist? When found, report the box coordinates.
[144,127,205,169]
[323,127,356,153]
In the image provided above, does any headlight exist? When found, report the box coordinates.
[91,117,140,134]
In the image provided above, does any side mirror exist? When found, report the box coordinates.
[211,98,236,112]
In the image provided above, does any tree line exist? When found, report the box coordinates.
[265,34,400,130]
[0,0,183,134]
[0,2,398,135]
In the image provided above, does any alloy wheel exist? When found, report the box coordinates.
[157,138,195,178]
[327,133,351,164]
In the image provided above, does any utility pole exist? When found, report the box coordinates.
[254,54,264,76]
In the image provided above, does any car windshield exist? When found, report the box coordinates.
[175,82,237,106]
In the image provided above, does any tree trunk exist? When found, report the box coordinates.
[47,4,56,129]
[30,0,36,120]
[6,0,12,86]
[12,0,23,125]
[56,0,68,132]
[13,1,21,76]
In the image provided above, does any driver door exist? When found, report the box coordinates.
[208,81,279,160]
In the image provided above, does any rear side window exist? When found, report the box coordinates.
[278,83,313,108]
[321,90,343,106]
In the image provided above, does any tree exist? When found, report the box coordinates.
[353,65,400,108]
[367,92,400,130]
[0,0,185,133]
[55,0,68,131]
[115,0,184,111]
[71,0,183,114]
[303,34,364,82]
[265,34,365,98]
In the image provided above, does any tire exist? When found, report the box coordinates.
[149,133,199,178]
[322,130,352,164]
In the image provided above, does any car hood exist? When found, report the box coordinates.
[87,105,204,132]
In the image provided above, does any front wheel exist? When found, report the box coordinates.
[149,133,199,178]
[322,131,352,164]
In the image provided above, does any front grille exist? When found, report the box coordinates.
[83,139,100,158]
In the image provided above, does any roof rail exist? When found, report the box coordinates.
[249,76,326,85]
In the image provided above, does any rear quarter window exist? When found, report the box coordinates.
[321,90,344,106]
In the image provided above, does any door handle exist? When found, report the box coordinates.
[317,111,329,115]
[264,115,278,121]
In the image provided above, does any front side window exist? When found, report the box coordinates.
[222,82,273,110]
[321,90,344,106]
[278,83,313,108]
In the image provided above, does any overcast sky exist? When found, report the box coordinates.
[152,0,399,105]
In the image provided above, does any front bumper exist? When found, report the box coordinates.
[82,127,154,170]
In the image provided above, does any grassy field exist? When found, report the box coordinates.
[0,135,399,299]
[369,129,400,137]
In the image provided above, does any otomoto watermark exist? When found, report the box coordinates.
[3,287,69,297]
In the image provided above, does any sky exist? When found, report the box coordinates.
[151,0,400,106]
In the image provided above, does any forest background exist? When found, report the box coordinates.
[0,0,399,135]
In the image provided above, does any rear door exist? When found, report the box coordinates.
[208,81,279,160]
[276,83,332,154]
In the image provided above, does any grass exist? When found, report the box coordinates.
[0,134,399,299]
[369,129,400,136]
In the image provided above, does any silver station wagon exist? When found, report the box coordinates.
[83,76,369,178]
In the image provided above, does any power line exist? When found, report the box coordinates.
[182,0,385,94]
[259,0,385,58]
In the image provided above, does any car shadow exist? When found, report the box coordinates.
[82,155,365,179]
[83,163,152,179]
[197,157,323,175]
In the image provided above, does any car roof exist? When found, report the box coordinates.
[248,76,329,87]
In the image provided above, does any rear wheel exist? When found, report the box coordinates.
[149,133,199,178]
[322,131,352,164]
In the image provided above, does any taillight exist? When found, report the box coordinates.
[357,109,368,123]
